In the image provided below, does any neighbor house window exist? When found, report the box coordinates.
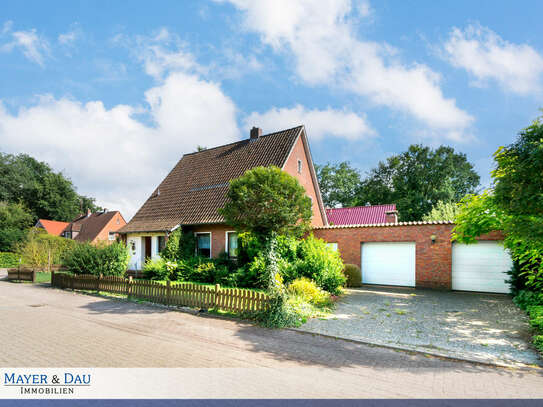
[297,159,302,173]
[196,233,211,258]
[158,236,166,253]
[327,242,338,251]
[226,232,238,258]
[108,232,116,241]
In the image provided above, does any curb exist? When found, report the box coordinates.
[288,327,543,372]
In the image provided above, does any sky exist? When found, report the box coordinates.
[1,0,542,220]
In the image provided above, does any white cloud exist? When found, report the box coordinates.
[2,21,13,35]
[218,0,473,141]
[1,28,49,66]
[58,26,80,46]
[442,24,543,95]
[0,49,240,219]
[244,105,376,140]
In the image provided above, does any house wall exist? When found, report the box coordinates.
[92,212,127,244]
[283,135,325,227]
[313,224,504,290]
[190,224,233,259]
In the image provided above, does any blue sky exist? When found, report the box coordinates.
[1,0,542,219]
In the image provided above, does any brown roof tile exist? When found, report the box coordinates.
[65,211,124,242]
[119,126,303,233]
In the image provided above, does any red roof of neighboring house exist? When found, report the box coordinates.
[326,204,397,225]
[36,219,69,236]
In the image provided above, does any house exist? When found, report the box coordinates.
[35,219,69,236]
[62,209,127,244]
[326,204,398,226]
[118,125,327,270]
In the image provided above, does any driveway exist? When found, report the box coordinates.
[297,286,541,367]
[1,277,543,398]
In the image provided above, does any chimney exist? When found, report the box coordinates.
[385,210,398,224]
[250,127,262,140]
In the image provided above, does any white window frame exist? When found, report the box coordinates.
[195,232,212,258]
[225,231,238,258]
[297,159,302,173]
[327,242,338,251]
[108,231,116,241]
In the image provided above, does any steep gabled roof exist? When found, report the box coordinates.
[326,204,396,226]
[119,126,304,233]
[65,211,124,242]
[36,219,69,236]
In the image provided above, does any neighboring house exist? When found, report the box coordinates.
[326,204,398,226]
[118,125,327,270]
[62,209,127,244]
[35,219,69,236]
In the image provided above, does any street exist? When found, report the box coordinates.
[1,279,543,398]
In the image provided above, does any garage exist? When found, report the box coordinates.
[452,241,513,294]
[361,242,416,287]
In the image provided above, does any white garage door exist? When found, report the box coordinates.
[361,242,416,287]
[452,242,512,294]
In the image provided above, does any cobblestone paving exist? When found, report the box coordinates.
[1,275,543,398]
[298,286,541,367]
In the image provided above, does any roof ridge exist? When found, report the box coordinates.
[182,125,304,157]
[327,204,396,211]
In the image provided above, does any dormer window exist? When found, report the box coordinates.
[297,159,302,173]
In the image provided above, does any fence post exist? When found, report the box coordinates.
[127,276,133,299]
[215,284,220,309]
[51,270,55,287]
[166,280,171,306]
[31,269,36,283]
[17,264,20,282]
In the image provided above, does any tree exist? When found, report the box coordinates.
[219,166,312,238]
[0,152,101,222]
[0,202,33,251]
[315,162,361,207]
[356,145,480,221]
[422,201,461,222]
[453,115,543,291]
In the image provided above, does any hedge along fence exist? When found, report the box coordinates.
[51,272,270,313]
[0,253,19,268]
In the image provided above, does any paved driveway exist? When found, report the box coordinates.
[1,275,543,398]
[298,286,541,367]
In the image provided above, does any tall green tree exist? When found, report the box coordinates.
[0,202,33,251]
[315,162,361,208]
[0,152,101,222]
[422,201,461,222]
[355,145,480,221]
[219,166,312,238]
[453,114,543,291]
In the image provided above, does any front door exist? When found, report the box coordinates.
[144,236,152,260]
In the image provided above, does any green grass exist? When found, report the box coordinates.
[134,278,266,293]
[35,272,51,283]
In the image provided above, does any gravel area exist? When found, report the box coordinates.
[297,286,541,367]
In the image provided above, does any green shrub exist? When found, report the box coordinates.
[287,277,331,307]
[0,252,18,268]
[62,242,129,276]
[295,235,345,295]
[254,290,303,328]
[344,264,361,287]
[513,290,543,310]
[178,230,197,261]
[144,257,169,280]
[16,229,75,271]
[528,305,543,332]
[534,335,543,353]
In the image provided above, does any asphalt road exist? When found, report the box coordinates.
[1,277,542,398]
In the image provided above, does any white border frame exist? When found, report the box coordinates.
[195,232,212,258]
[225,230,237,258]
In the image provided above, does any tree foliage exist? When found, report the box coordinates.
[453,115,543,291]
[422,200,461,222]
[0,152,101,222]
[315,162,361,207]
[355,145,480,221]
[16,228,76,270]
[219,166,312,238]
[0,201,34,251]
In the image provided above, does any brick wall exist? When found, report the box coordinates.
[283,134,325,227]
[92,212,127,244]
[313,224,503,290]
[190,224,234,259]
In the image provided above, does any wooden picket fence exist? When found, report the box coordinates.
[51,272,270,313]
[7,267,36,282]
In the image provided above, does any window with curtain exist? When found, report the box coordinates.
[196,233,211,258]
[158,236,166,253]
[227,232,238,258]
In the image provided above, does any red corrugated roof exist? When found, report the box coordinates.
[36,219,69,236]
[326,204,396,225]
